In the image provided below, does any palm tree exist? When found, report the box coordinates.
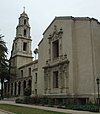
[0,34,9,99]
[34,48,38,60]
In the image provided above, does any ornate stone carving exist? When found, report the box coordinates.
[48,48,50,56]
[48,25,63,41]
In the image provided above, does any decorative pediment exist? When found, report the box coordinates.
[48,25,63,41]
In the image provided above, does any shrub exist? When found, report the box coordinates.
[31,96,40,104]
[85,104,99,112]
[4,93,11,98]
[24,87,31,96]
[15,96,41,105]
[40,96,48,105]
[65,104,99,112]
[48,99,54,107]
[15,98,24,104]
[23,96,31,104]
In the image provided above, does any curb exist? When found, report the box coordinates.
[0,109,13,114]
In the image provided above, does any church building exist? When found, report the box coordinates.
[4,10,100,104]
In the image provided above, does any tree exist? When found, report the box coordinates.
[0,34,9,99]
[34,48,38,60]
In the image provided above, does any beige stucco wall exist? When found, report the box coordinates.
[73,20,94,96]
[9,14,100,103]
[31,62,38,95]
[18,63,33,78]
[91,20,100,97]
[71,19,100,100]
[38,39,47,95]
[18,61,38,95]
[38,18,75,95]
[17,56,32,68]
[38,17,100,101]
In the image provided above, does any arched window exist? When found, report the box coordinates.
[21,70,23,77]
[23,42,27,51]
[53,71,58,88]
[24,29,27,36]
[24,19,26,25]
[52,40,59,59]
[28,68,31,76]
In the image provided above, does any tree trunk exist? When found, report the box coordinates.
[1,78,4,99]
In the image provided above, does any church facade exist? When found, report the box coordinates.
[4,11,100,104]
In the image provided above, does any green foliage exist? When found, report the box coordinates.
[23,96,30,104]
[31,96,40,104]
[15,98,24,104]
[0,34,8,59]
[0,34,8,74]
[15,96,41,105]
[0,34,9,99]
[34,48,38,54]
[65,104,99,112]
[24,87,31,96]
[15,96,99,112]
[15,96,51,105]
[40,96,48,105]
[4,93,11,98]
[48,99,54,107]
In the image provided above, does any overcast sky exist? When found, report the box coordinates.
[0,0,100,58]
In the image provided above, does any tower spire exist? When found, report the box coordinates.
[23,6,25,13]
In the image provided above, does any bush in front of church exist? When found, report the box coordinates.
[15,98,24,104]
[24,87,31,96]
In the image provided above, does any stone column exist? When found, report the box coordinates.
[44,70,48,94]
[9,83,11,96]
[48,69,51,93]
[62,64,69,93]
[46,74,49,94]
[16,82,18,95]
[7,83,9,95]
[44,76,47,94]
[59,65,63,93]
[60,71,63,93]
[26,80,28,88]
[20,81,23,96]
[13,82,14,96]
[65,70,69,93]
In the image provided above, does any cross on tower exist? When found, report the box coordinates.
[23,6,25,12]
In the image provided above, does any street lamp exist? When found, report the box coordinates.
[96,77,100,106]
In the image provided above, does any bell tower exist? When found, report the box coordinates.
[10,9,33,77]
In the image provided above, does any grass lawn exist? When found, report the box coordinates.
[0,104,69,114]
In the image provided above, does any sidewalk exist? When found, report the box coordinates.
[0,100,99,114]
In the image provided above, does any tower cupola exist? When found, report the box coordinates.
[16,9,31,38]
[11,9,33,69]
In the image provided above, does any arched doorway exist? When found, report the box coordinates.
[18,81,21,95]
[23,80,26,95]
[14,82,17,95]
[28,80,32,95]
[23,80,26,89]
[28,80,32,88]
[23,80,26,91]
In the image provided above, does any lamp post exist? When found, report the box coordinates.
[96,77,100,106]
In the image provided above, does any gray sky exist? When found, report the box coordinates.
[0,0,100,58]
